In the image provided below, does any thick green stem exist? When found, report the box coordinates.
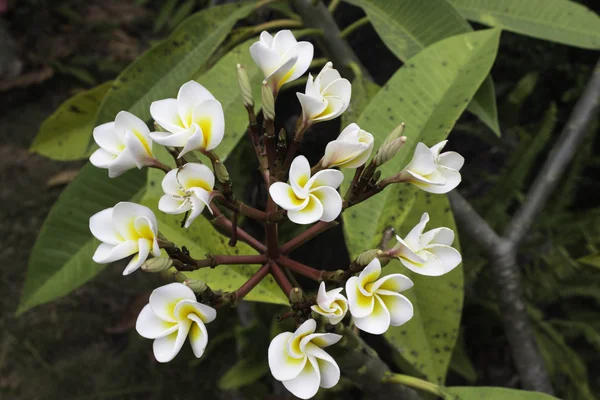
[340,16,370,39]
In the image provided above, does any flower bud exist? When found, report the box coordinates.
[278,128,287,148]
[184,279,209,293]
[289,287,304,303]
[213,161,230,183]
[382,122,405,148]
[261,80,275,121]
[355,249,382,267]
[236,64,254,108]
[374,136,407,167]
[141,257,173,272]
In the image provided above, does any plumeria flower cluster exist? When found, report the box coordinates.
[86,30,464,399]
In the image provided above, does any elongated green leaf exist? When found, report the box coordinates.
[17,165,146,315]
[448,0,600,49]
[579,253,600,269]
[344,0,500,135]
[445,387,560,399]
[343,29,500,258]
[218,357,269,390]
[341,76,380,129]
[91,3,255,152]
[384,193,463,384]
[142,148,288,305]
[194,39,265,160]
[30,82,112,160]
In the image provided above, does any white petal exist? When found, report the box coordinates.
[152,320,190,363]
[122,238,150,275]
[284,42,314,84]
[311,96,346,122]
[159,195,187,214]
[161,169,184,196]
[322,140,367,168]
[192,99,224,151]
[282,356,321,400]
[438,151,464,171]
[272,30,298,55]
[300,333,342,351]
[405,169,448,186]
[345,276,374,319]
[150,98,185,133]
[249,42,280,77]
[115,111,150,136]
[287,194,323,225]
[304,74,321,99]
[187,313,209,358]
[179,128,205,157]
[92,240,138,263]
[123,131,154,168]
[89,208,121,245]
[286,319,316,358]
[352,295,391,335]
[174,299,216,323]
[107,149,137,178]
[183,192,209,228]
[268,332,307,381]
[307,169,344,190]
[268,54,298,89]
[429,140,448,158]
[310,186,342,222]
[337,123,359,140]
[377,292,414,327]
[359,258,382,285]
[412,167,460,194]
[322,78,351,106]
[149,282,196,323]
[304,344,340,389]
[425,245,462,274]
[404,212,429,249]
[404,142,438,175]
[93,121,121,154]
[316,63,339,88]
[149,130,192,147]
[392,236,426,264]
[113,202,158,240]
[289,155,311,198]
[315,282,332,309]
[269,182,308,211]
[90,148,117,169]
[177,81,215,127]
[136,304,179,339]
[421,227,455,247]
[398,251,446,276]
[370,273,414,293]
[177,163,214,191]
[297,92,327,120]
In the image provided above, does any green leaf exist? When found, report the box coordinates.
[142,148,288,305]
[342,29,500,258]
[579,253,600,269]
[17,165,146,315]
[193,39,265,160]
[92,3,255,152]
[344,0,500,135]
[444,387,560,399]
[383,192,463,384]
[30,82,112,160]
[218,356,269,390]
[449,335,477,383]
[341,75,380,129]
[448,0,600,49]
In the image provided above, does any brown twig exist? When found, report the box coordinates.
[270,262,293,299]
[280,221,338,253]
[210,204,267,253]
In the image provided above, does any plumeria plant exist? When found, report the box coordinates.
[86,30,463,398]
[23,0,598,398]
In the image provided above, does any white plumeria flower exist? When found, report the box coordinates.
[89,202,161,275]
[321,123,374,169]
[401,140,464,194]
[268,319,341,399]
[136,282,216,363]
[250,30,313,91]
[297,62,351,124]
[149,81,224,158]
[269,156,343,225]
[158,163,214,228]
[390,212,462,276]
[311,282,348,325]
[90,111,156,178]
[346,258,414,335]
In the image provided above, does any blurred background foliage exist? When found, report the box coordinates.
[1,0,600,399]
